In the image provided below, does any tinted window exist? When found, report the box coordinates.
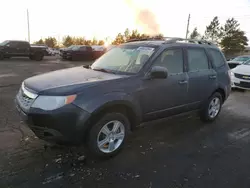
[154,49,183,74]
[8,42,19,48]
[208,49,225,68]
[79,46,86,51]
[187,48,209,71]
[17,42,29,49]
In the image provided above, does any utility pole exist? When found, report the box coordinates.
[185,14,190,39]
[27,9,30,42]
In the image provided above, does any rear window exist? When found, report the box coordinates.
[187,48,209,71]
[208,49,225,68]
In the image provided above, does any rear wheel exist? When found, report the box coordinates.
[200,92,222,122]
[34,53,44,61]
[87,112,130,159]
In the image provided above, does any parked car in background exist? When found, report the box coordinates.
[231,59,250,90]
[227,55,250,69]
[91,45,105,59]
[15,37,231,158]
[60,45,93,61]
[47,47,60,56]
[0,40,46,60]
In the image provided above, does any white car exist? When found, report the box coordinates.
[231,59,250,90]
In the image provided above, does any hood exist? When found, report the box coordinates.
[232,64,250,75]
[24,66,127,95]
[227,61,243,64]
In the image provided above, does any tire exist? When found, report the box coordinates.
[200,92,222,122]
[0,53,4,60]
[29,55,34,60]
[34,53,44,61]
[87,112,130,159]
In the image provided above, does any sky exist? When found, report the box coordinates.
[1,0,250,44]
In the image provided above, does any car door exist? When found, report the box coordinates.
[140,48,189,121]
[5,41,19,56]
[77,46,87,60]
[185,47,217,110]
[17,42,30,56]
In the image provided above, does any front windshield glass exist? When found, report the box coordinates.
[232,56,250,62]
[0,40,9,46]
[243,59,250,65]
[91,45,156,74]
[68,45,76,49]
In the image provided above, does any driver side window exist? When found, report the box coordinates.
[154,48,184,74]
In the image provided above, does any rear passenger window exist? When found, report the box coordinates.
[154,49,183,74]
[208,49,225,68]
[79,46,86,51]
[187,48,209,71]
[17,42,29,49]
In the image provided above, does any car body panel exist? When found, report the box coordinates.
[15,41,231,144]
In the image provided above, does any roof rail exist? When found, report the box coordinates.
[164,38,217,46]
[125,37,217,46]
[125,36,166,43]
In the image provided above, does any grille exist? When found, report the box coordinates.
[16,85,37,111]
[234,73,250,80]
[235,82,250,88]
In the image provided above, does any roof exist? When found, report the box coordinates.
[123,37,218,49]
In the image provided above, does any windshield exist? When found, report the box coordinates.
[91,45,156,74]
[0,40,9,46]
[68,45,76,49]
[243,59,250,65]
[72,46,81,51]
[232,56,250,62]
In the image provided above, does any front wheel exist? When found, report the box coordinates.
[87,112,130,159]
[200,92,222,122]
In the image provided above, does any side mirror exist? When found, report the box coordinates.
[149,66,168,79]
[5,44,10,47]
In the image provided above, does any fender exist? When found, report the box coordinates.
[74,92,143,123]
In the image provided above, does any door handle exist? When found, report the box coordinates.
[209,75,217,79]
[178,80,188,84]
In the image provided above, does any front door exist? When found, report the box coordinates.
[185,47,217,110]
[5,41,19,56]
[140,48,189,121]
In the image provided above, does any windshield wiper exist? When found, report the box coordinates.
[92,68,116,74]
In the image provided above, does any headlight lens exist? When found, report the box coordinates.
[31,95,76,110]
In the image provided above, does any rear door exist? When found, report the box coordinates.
[17,42,30,56]
[185,47,217,110]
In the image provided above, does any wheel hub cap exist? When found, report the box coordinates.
[97,120,125,153]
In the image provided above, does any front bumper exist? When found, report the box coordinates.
[15,99,91,144]
[60,52,71,59]
[231,76,250,90]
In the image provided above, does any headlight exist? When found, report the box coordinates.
[31,95,76,110]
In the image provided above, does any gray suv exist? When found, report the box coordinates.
[15,38,231,158]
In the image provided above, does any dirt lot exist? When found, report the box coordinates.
[1,57,250,188]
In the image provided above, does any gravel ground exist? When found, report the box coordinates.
[1,57,250,188]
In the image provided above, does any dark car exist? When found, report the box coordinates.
[0,40,46,61]
[15,37,231,158]
[60,45,93,61]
